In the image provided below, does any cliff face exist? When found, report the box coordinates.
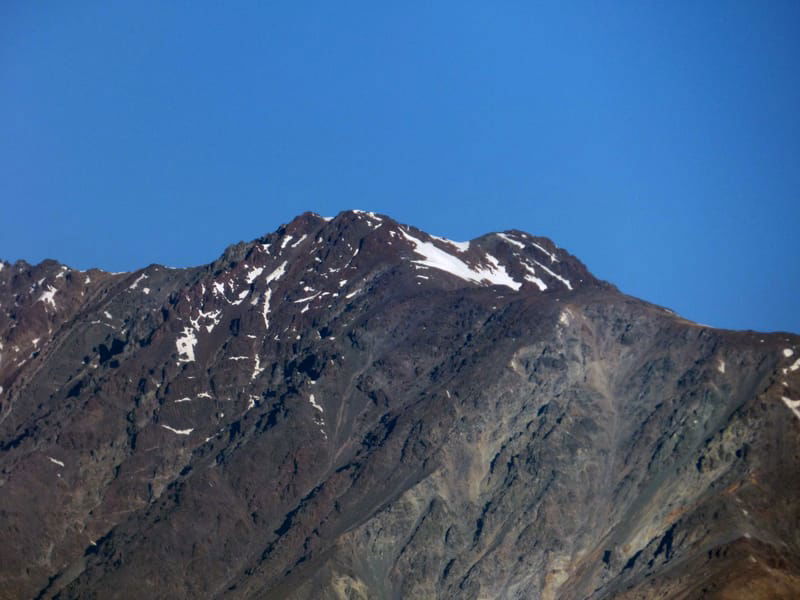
[1,211,798,599]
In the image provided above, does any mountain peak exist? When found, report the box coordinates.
[242,210,599,300]
[1,212,798,599]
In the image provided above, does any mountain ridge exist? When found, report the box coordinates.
[1,210,798,599]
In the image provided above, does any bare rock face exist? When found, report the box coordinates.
[1,210,798,599]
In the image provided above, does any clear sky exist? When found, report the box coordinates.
[2,2,798,333]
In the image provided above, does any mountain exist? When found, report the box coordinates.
[1,210,799,599]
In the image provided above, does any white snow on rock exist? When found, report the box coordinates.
[309,393,323,412]
[228,356,249,361]
[232,289,250,305]
[161,424,194,435]
[483,254,522,291]
[252,354,265,380]
[129,273,148,290]
[176,327,198,363]
[48,456,65,467]
[782,396,800,421]
[496,232,525,249]
[352,210,383,226]
[281,235,294,249]
[190,309,222,334]
[784,356,800,374]
[294,292,321,304]
[520,262,547,291]
[529,258,572,290]
[38,286,57,309]
[197,392,213,399]
[559,310,571,326]
[400,230,521,291]
[245,266,264,284]
[175,397,192,403]
[532,242,559,263]
[784,348,794,357]
[718,360,726,374]
[261,261,288,329]
[290,234,308,248]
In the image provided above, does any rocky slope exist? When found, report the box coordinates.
[1,210,798,599]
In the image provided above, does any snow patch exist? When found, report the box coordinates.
[520,263,547,291]
[38,286,57,309]
[784,348,794,358]
[718,360,726,374]
[161,424,194,435]
[197,392,213,399]
[176,327,198,363]
[309,393,323,412]
[400,230,521,290]
[129,273,148,290]
[190,309,222,334]
[782,396,800,421]
[245,266,264,284]
[232,289,250,305]
[48,457,65,467]
[532,242,559,263]
[496,232,525,249]
[175,397,192,403]
[261,261,288,329]
[290,234,308,248]
[252,355,265,380]
[294,292,320,304]
[529,258,572,290]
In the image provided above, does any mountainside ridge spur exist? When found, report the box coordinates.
[1,209,799,599]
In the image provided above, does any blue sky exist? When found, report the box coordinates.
[2,2,798,333]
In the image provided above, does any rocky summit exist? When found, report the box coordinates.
[1,210,799,599]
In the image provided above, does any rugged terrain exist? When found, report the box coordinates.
[1,210,799,599]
